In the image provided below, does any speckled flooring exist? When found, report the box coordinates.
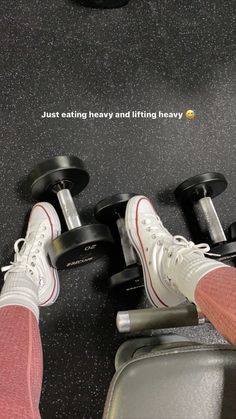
[0,0,235,418]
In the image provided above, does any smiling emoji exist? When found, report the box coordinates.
[185,110,195,120]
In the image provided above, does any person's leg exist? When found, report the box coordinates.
[125,195,236,344]
[191,267,236,344]
[0,306,42,419]
[0,203,61,418]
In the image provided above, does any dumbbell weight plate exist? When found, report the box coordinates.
[95,193,143,291]
[29,156,114,269]
[212,222,236,262]
[109,265,144,292]
[48,224,113,269]
[79,0,130,8]
[175,172,227,203]
[209,242,236,262]
[94,193,136,222]
[29,155,89,199]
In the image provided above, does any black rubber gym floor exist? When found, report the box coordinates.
[1,1,235,418]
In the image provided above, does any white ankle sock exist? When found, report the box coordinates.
[0,273,39,321]
[171,253,226,303]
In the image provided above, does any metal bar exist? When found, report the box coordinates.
[116,304,205,333]
[194,197,226,244]
[57,189,81,230]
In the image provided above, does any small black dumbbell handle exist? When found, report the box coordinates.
[229,222,236,242]
[116,304,206,333]
[116,218,138,266]
[57,189,82,230]
[79,0,129,8]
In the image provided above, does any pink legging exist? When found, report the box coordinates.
[0,267,235,418]
[0,306,42,419]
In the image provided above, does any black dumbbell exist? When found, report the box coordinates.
[79,0,130,9]
[94,193,144,292]
[175,172,236,261]
[28,156,114,269]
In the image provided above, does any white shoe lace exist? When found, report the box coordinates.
[154,235,210,281]
[142,213,211,278]
[1,226,48,287]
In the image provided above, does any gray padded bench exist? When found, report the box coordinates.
[103,336,236,419]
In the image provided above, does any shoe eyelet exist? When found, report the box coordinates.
[152,234,156,239]
[157,240,162,245]
[32,255,36,260]
[31,262,36,267]
[168,252,172,257]
[29,270,33,276]
[40,234,45,239]
[38,241,42,246]
[35,249,40,254]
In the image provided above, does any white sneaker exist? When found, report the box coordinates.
[125,196,214,307]
[2,203,61,306]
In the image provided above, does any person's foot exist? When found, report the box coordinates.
[125,195,219,307]
[2,203,61,307]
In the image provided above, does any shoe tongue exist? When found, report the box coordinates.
[19,242,26,253]
[18,243,29,258]
[19,232,35,256]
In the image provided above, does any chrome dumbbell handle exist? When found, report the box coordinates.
[175,173,228,246]
[57,189,82,230]
[195,197,226,244]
